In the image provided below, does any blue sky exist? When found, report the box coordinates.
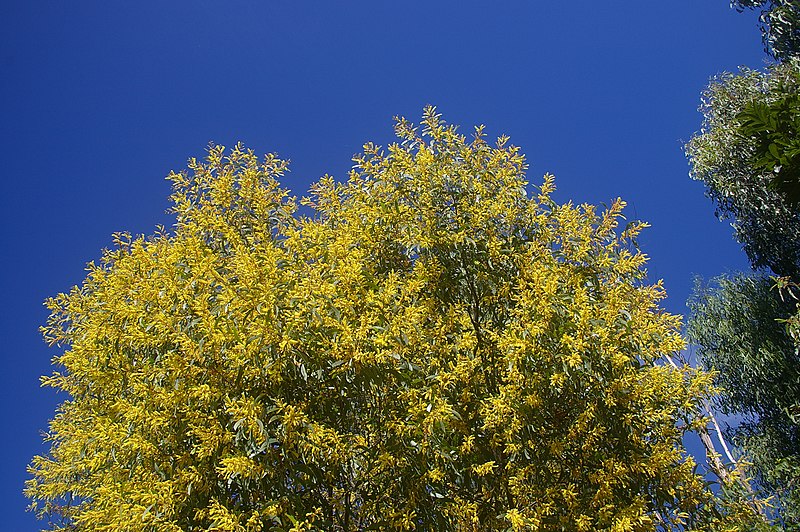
[1,1,768,528]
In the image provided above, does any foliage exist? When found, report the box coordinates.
[686,59,800,526]
[775,277,800,352]
[736,64,800,205]
[731,0,800,60]
[687,274,800,528]
[688,6,800,529]
[28,109,755,531]
[685,60,800,278]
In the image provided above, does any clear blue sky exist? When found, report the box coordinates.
[1,1,767,528]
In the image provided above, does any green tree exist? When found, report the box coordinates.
[686,61,800,278]
[731,0,800,60]
[28,110,759,531]
[737,64,800,205]
[687,274,800,527]
[686,34,800,528]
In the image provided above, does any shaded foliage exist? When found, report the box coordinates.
[688,274,800,528]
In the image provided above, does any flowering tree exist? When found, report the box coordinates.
[28,109,753,530]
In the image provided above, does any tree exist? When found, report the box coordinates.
[29,109,753,531]
[737,64,800,205]
[687,274,800,527]
[686,61,800,279]
[731,0,800,60]
[686,41,800,528]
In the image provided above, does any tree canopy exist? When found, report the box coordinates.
[686,11,800,525]
[28,110,756,531]
[731,0,800,60]
[687,273,800,527]
[686,61,800,279]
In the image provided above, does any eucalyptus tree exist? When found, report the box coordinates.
[686,26,800,526]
